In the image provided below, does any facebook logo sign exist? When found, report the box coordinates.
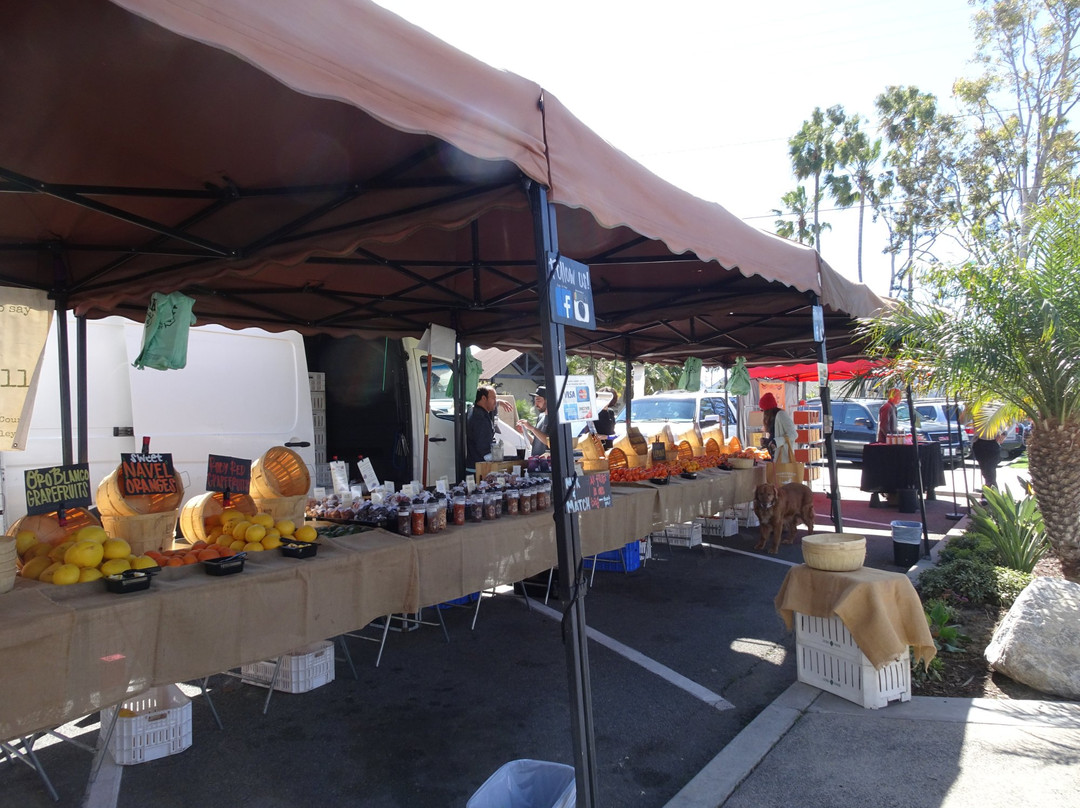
[548,255,596,330]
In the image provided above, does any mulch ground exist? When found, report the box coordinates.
[912,553,1079,700]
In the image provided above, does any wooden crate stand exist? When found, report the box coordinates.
[794,612,911,709]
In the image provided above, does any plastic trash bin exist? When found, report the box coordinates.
[891,520,922,567]
[467,759,576,808]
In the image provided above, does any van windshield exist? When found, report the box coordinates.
[622,398,695,422]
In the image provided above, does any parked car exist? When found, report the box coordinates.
[806,398,963,464]
[959,404,1028,460]
[613,390,737,441]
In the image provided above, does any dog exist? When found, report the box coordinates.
[752,482,815,554]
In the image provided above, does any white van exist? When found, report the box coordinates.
[0,315,315,531]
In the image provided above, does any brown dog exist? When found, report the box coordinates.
[752,482,816,554]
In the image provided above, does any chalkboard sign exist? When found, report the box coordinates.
[24,463,92,515]
[564,471,612,513]
[206,454,251,496]
[120,453,177,496]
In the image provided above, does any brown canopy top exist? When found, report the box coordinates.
[0,0,888,364]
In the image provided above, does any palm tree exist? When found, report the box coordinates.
[789,105,845,255]
[772,186,830,246]
[859,188,1080,564]
[828,114,883,283]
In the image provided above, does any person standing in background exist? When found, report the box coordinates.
[759,392,797,462]
[595,388,619,448]
[518,386,550,456]
[972,430,1007,496]
[877,388,902,443]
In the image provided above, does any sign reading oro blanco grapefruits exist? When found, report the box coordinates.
[24,463,92,514]
[120,452,177,496]
[206,454,251,496]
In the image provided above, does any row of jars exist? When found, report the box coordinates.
[394,483,552,535]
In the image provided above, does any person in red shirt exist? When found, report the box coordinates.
[876,388,902,443]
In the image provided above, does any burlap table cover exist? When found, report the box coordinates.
[0,533,418,741]
[774,564,936,669]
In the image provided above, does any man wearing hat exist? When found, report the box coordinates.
[518,386,550,456]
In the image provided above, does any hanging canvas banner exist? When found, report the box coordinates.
[0,287,54,452]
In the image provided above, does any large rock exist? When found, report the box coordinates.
[985,577,1080,699]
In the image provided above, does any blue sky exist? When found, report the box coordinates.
[374,0,980,295]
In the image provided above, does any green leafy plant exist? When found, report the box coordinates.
[967,483,1048,573]
[938,532,1001,566]
[918,558,997,605]
[924,599,969,653]
[993,567,1033,607]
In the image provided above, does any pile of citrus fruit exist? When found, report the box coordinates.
[14,525,159,585]
[178,508,318,558]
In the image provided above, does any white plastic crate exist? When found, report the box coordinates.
[732,502,760,527]
[313,427,327,448]
[308,371,325,392]
[794,612,911,709]
[102,685,193,765]
[697,513,740,537]
[312,409,326,430]
[651,521,702,547]
[241,640,336,694]
[310,390,326,411]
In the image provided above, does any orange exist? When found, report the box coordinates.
[180,553,198,565]
[196,548,220,561]
[166,557,184,567]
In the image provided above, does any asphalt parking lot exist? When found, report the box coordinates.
[4,460,1002,807]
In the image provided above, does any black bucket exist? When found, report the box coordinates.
[897,488,918,512]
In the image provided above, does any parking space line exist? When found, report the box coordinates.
[703,543,799,566]
[529,601,735,711]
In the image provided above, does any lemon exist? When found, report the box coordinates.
[274,520,296,537]
[216,534,234,547]
[260,534,282,550]
[231,521,252,540]
[75,525,109,544]
[252,513,275,528]
[102,538,132,560]
[131,556,158,570]
[78,567,104,583]
[243,541,265,552]
[49,541,75,562]
[263,527,280,541]
[37,561,63,583]
[229,540,247,552]
[244,524,266,543]
[20,556,53,580]
[52,563,81,586]
[15,530,38,556]
[220,508,243,524]
[25,542,53,561]
[99,558,132,577]
[65,540,105,569]
[294,525,317,542]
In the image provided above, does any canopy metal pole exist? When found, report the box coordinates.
[945,392,963,520]
[53,299,73,466]
[905,386,931,556]
[76,315,88,464]
[529,180,598,807]
[810,294,843,532]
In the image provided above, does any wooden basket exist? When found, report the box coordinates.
[6,508,101,546]
[0,538,16,594]
[100,511,179,556]
[179,491,257,543]
[704,438,722,457]
[576,433,606,462]
[613,429,649,468]
[728,457,755,469]
[250,447,311,499]
[97,465,185,516]
[251,494,307,525]
[802,533,866,572]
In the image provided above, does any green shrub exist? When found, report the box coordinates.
[938,532,1001,565]
[967,484,1048,573]
[993,567,1033,607]
[917,558,997,606]
[917,557,1033,607]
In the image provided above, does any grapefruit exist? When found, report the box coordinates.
[75,525,109,544]
[52,564,81,585]
[102,538,132,560]
[64,540,105,569]
[20,556,53,580]
[274,520,296,537]
[294,525,317,542]
[15,530,38,556]
[100,558,132,576]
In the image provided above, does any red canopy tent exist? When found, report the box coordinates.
[748,359,886,382]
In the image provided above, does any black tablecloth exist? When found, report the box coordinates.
[860,442,945,495]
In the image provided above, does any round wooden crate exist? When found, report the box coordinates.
[704,438,721,457]
[179,491,257,543]
[100,510,179,556]
[96,465,185,516]
[0,537,16,594]
[6,508,101,546]
[250,447,310,499]
[802,533,866,572]
[251,494,307,525]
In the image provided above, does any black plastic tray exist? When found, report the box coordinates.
[203,555,245,576]
[280,538,318,559]
[104,570,153,594]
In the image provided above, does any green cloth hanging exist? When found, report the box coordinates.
[447,350,484,402]
[678,357,703,391]
[729,357,751,396]
[132,292,197,370]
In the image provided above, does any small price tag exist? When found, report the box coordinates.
[465,477,476,493]
[436,477,449,494]
[330,461,350,496]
